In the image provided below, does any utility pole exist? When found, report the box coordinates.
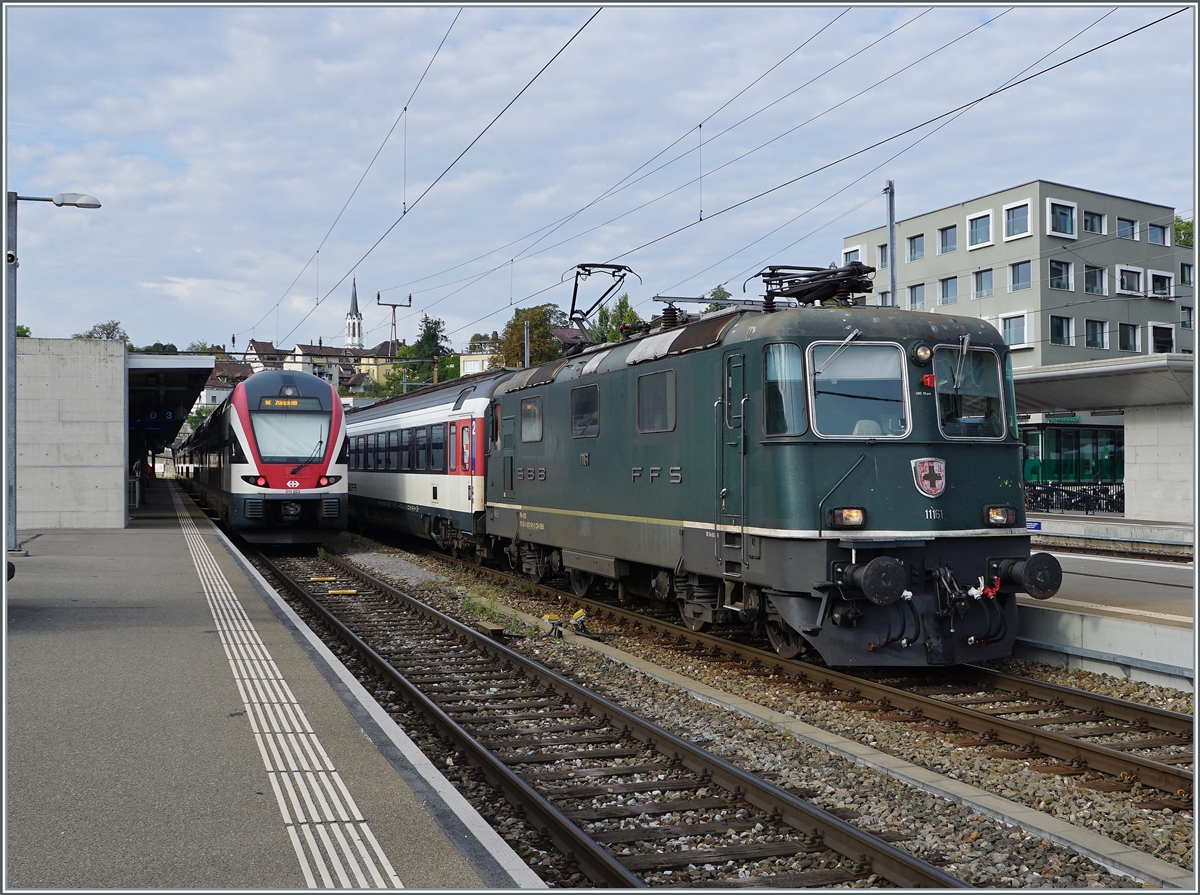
[524,320,531,368]
[885,180,897,308]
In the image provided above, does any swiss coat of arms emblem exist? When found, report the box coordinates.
[911,458,946,498]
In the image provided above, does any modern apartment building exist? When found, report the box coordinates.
[843,180,1193,364]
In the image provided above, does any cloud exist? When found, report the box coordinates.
[5,5,1194,349]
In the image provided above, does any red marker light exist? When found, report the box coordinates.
[318,476,330,487]
[256,476,267,487]
[922,373,936,388]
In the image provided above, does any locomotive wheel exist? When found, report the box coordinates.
[766,618,805,659]
[676,599,712,633]
[568,570,594,598]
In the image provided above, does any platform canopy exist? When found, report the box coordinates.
[127,353,215,456]
[1013,354,1193,413]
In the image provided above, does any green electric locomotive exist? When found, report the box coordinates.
[483,263,1060,667]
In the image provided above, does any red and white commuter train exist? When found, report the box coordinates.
[179,369,348,543]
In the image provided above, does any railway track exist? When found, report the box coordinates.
[252,549,968,889]
[388,545,1194,805]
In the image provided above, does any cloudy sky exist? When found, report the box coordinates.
[5,4,1195,352]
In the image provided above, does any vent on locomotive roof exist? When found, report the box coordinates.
[526,359,567,387]
[279,373,299,397]
[667,312,740,354]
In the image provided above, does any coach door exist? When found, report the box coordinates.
[719,352,746,572]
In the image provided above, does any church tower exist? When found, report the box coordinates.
[345,277,364,349]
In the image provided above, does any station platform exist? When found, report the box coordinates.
[1027,512,1193,558]
[5,481,544,889]
[1014,549,1194,691]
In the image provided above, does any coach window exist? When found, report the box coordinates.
[932,346,1006,439]
[763,343,807,436]
[491,401,502,452]
[431,423,446,472]
[449,424,457,471]
[366,433,376,470]
[461,424,472,472]
[809,343,908,438]
[637,369,676,433]
[388,430,400,470]
[571,384,599,438]
[400,428,412,470]
[521,396,543,442]
[375,433,387,470]
[415,427,429,470]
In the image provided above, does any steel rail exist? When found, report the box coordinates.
[300,552,969,888]
[409,548,1194,799]
[254,551,644,888]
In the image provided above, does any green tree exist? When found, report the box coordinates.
[588,293,642,343]
[16,324,31,337]
[188,405,214,431]
[468,332,494,352]
[132,341,178,354]
[1175,215,1193,249]
[411,314,452,360]
[186,340,210,353]
[73,320,128,341]
[491,304,564,368]
[703,284,733,314]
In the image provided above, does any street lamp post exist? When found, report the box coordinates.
[5,190,102,553]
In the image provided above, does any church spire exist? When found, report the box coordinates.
[345,277,364,349]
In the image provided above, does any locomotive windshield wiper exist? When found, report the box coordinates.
[290,437,324,475]
[952,333,970,391]
[815,328,861,375]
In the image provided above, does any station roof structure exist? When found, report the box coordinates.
[127,353,215,454]
[1013,354,1193,413]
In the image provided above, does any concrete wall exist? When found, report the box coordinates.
[1123,403,1194,524]
[16,338,127,529]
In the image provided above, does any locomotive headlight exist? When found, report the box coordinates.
[911,343,933,365]
[986,505,1017,526]
[830,507,866,528]
[317,475,342,487]
[241,475,269,488]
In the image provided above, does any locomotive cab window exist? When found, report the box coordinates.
[809,343,908,438]
[637,369,676,433]
[763,343,807,436]
[933,346,1006,439]
[570,385,599,438]
[521,396,543,443]
[250,407,331,464]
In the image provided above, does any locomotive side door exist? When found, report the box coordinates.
[720,352,746,569]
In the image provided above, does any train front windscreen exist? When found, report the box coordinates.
[251,396,331,464]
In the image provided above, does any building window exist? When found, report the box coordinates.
[1004,203,1029,238]
[938,225,957,254]
[1048,200,1076,237]
[939,277,957,304]
[907,233,924,261]
[1083,210,1105,234]
[1148,223,1169,246]
[1116,217,1137,239]
[908,283,925,309]
[1151,324,1175,354]
[1049,315,1073,346]
[1182,306,1193,330]
[1084,265,1105,295]
[1085,319,1108,349]
[973,268,993,298]
[1118,267,1142,294]
[1182,262,1193,286]
[878,290,893,307]
[1049,259,1072,290]
[1000,313,1028,347]
[843,247,860,264]
[1118,323,1140,352]
[1009,260,1031,292]
[968,212,991,247]
[1150,271,1173,298]
[877,244,889,269]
